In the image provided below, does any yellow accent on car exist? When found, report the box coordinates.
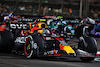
[67,33,71,35]
[63,46,75,54]
[38,29,43,34]
[29,23,32,29]
[28,44,31,49]
[37,19,46,21]
[38,23,47,28]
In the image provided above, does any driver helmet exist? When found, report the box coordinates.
[80,17,95,25]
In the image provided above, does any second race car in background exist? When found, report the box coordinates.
[90,19,100,36]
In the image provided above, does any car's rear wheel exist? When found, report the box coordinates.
[0,31,14,53]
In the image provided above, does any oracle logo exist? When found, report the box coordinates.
[10,23,35,30]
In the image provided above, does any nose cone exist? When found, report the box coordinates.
[59,44,75,54]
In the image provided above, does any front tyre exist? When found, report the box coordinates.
[79,36,97,62]
[24,35,34,59]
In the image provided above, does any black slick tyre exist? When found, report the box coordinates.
[79,36,97,62]
[0,31,14,53]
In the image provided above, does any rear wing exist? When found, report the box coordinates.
[9,22,35,30]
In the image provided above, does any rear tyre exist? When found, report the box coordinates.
[0,31,14,53]
[85,37,97,53]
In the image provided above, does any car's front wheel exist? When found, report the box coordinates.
[24,35,34,59]
[79,36,97,62]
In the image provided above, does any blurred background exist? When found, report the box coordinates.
[0,0,100,18]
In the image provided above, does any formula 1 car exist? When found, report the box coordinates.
[11,18,97,62]
[39,16,75,37]
[0,15,14,53]
[41,17,75,39]
[80,18,100,36]
[90,22,100,36]
[0,13,35,53]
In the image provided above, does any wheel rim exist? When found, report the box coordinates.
[24,38,32,56]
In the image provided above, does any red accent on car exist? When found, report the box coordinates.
[60,45,65,50]
[96,54,100,57]
[0,25,6,31]
[50,38,54,40]
[98,24,100,26]
[54,54,61,56]
[20,30,24,36]
[48,54,52,56]
[86,24,89,26]
[54,38,64,40]
[24,38,31,56]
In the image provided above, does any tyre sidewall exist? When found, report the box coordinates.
[25,35,34,58]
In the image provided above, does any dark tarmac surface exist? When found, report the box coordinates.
[0,53,100,67]
[0,37,100,67]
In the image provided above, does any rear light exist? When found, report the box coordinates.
[86,24,89,26]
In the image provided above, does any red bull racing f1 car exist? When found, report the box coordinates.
[10,18,97,62]
[0,15,97,62]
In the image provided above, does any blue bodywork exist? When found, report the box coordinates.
[90,23,100,35]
